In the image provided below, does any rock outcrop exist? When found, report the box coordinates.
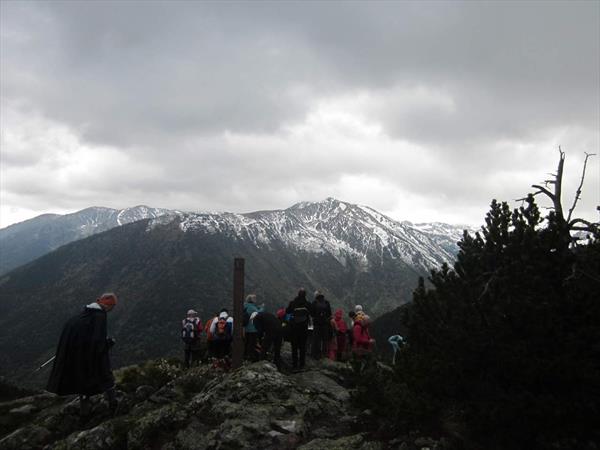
[0,360,449,449]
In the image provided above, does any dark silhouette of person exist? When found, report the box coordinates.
[311,290,332,359]
[251,311,283,371]
[286,288,312,370]
[47,293,119,418]
[181,309,203,368]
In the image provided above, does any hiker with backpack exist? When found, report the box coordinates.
[243,294,261,361]
[181,309,203,368]
[285,288,313,371]
[311,291,332,360]
[250,311,283,371]
[353,313,375,358]
[210,310,234,359]
[47,293,119,419]
[277,307,292,343]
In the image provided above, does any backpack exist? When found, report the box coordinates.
[292,306,309,325]
[243,308,250,327]
[215,319,231,339]
[314,300,329,319]
[182,318,198,343]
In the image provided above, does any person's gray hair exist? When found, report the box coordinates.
[246,294,256,303]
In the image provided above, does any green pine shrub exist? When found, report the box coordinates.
[353,195,599,449]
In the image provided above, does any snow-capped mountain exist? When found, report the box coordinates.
[0,206,175,274]
[172,198,472,273]
[77,205,175,229]
[0,199,474,276]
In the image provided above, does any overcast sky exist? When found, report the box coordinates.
[1,1,599,228]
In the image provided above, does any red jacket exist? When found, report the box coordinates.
[334,309,347,334]
[353,320,371,350]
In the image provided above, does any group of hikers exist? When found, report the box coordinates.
[44,289,378,419]
[182,288,376,371]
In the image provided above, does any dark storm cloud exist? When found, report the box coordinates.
[1,1,598,226]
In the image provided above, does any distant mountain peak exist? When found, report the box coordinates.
[1,199,474,276]
[169,198,468,273]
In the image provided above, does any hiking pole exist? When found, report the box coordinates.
[34,355,56,373]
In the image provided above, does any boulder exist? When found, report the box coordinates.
[0,425,52,450]
[0,358,362,449]
[51,421,127,450]
[127,404,189,450]
[299,433,383,450]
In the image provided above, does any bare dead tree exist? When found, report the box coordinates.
[517,147,598,240]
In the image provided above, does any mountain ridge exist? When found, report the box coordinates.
[0,205,176,274]
[0,198,475,276]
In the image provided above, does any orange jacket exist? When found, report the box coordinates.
[205,317,215,341]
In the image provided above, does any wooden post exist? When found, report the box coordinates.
[231,258,245,369]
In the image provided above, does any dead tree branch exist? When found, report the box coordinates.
[527,147,565,218]
[554,147,565,221]
[566,152,596,223]
[525,148,598,239]
[569,218,599,232]
[531,185,555,201]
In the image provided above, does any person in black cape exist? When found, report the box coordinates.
[47,293,118,417]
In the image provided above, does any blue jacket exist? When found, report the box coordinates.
[243,302,261,333]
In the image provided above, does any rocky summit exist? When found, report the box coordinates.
[0,360,448,450]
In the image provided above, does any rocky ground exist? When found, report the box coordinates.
[0,359,449,450]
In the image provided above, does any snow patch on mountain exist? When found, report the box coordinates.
[160,198,470,272]
[1,198,473,276]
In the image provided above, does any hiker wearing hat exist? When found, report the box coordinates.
[181,309,203,368]
[47,293,119,419]
[209,309,234,359]
[353,313,375,358]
